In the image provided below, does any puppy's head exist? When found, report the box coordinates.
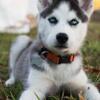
[38,0,94,55]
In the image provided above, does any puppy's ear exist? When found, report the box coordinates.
[38,0,53,12]
[78,0,94,18]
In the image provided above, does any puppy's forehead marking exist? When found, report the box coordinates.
[49,2,76,22]
[54,2,76,20]
[58,2,70,14]
[41,0,88,22]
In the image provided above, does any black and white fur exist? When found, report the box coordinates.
[5,0,100,100]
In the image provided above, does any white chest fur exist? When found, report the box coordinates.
[28,54,82,87]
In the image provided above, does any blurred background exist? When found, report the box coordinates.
[92,0,100,22]
[94,0,100,10]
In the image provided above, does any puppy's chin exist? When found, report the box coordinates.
[43,44,79,55]
[43,44,76,55]
[50,47,79,56]
[47,47,69,56]
[55,48,69,55]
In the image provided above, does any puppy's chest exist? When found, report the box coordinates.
[31,53,81,84]
[45,63,78,84]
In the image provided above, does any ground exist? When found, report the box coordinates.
[0,21,100,100]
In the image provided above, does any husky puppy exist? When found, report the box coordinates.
[5,0,100,100]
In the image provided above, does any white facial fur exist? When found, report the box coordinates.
[38,2,88,54]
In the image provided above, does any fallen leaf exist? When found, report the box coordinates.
[79,91,85,100]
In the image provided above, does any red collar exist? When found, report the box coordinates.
[38,47,80,64]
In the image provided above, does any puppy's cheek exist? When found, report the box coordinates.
[68,38,81,52]
[67,43,78,53]
[45,40,55,49]
[46,35,56,46]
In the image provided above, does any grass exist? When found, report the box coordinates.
[0,21,100,100]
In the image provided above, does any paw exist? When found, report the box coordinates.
[19,90,38,100]
[5,78,15,87]
[84,84,100,100]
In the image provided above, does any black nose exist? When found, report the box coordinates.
[56,33,68,44]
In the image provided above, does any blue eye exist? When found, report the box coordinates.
[68,19,79,26]
[48,16,58,25]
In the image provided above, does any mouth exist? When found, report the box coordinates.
[55,45,66,48]
[55,44,69,53]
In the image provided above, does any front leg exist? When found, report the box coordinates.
[19,79,54,100]
[19,88,44,100]
[67,69,100,100]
